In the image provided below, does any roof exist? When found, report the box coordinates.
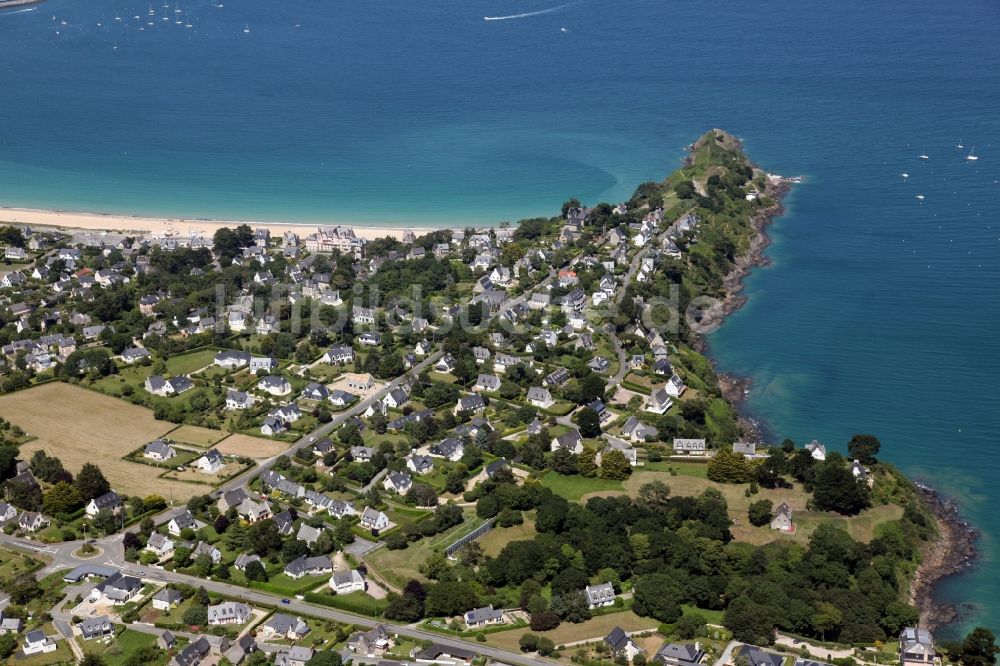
[585,582,615,604]
[735,645,785,666]
[654,643,705,665]
[605,627,632,652]
[464,605,503,624]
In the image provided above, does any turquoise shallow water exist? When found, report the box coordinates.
[2,0,999,635]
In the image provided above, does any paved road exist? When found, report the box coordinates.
[113,564,553,666]
[713,640,740,666]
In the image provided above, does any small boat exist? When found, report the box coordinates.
[967,146,978,161]
[149,4,155,15]
[243,23,250,32]
[900,173,909,178]
[918,154,929,160]
[915,195,925,200]
[957,139,964,149]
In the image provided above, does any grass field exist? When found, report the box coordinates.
[541,473,624,501]
[478,518,536,557]
[485,611,658,651]
[82,629,166,666]
[0,383,203,500]
[166,424,227,447]
[0,547,43,579]
[215,433,289,458]
[364,507,479,589]
[580,468,901,546]
[165,349,219,376]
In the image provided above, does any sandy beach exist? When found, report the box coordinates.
[0,206,451,240]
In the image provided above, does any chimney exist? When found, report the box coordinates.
[695,642,701,653]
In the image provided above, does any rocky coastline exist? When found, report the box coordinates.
[691,143,978,631]
[910,483,980,630]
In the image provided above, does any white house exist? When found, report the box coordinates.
[330,569,366,595]
[805,440,827,461]
[360,507,389,533]
[194,449,225,474]
[208,602,252,626]
[258,375,292,397]
[584,582,616,609]
[526,386,553,409]
[143,439,177,461]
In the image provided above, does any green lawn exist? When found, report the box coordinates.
[82,629,166,666]
[0,547,43,579]
[15,639,75,666]
[477,518,537,557]
[365,507,481,589]
[249,573,328,596]
[540,472,624,501]
[680,604,724,625]
[165,349,220,376]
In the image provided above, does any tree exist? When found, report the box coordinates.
[675,614,707,640]
[424,581,479,617]
[43,481,84,516]
[633,573,684,623]
[530,610,561,631]
[0,634,17,660]
[308,651,343,666]
[75,463,111,501]
[193,553,214,577]
[723,595,776,646]
[182,603,208,626]
[577,448,598,478]
[577,408,602,438]
[519,634,540,653]
[961,628,1000,666]
[550,449,577,476]
[811,601,843,641]
[78,654,107,666]
[600,449,632,480]
[747,499,773,527]
[847,434,881,465]
[550,591,592,623]
[92,508,119,535]
[812,459,870,515]
[706,449,752,483]
[244,560,268,582]
[637,480,671,507]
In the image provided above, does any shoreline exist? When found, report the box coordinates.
[0,206,453,241]
[910,483,980,631]
[688,143,980,632]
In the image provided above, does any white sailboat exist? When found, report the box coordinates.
[243,23,250,33]
[967,146,978,161]
[918,154,929,160]
[957,139,964,149]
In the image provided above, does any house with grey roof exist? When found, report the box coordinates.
[584,582,616,608]
[171,636,210,666]
[167,509,197,536]
[406,453,434,475]
[430,437,465,462]
[145,532,174,559]
[260,614,311,641]
[347,625,392,656]
[527,386,553,408]
[274,646,315,666]
[144,439,177,461]
[653,642,705,666]
[383,471,413,495]
[454,394,485,415]
[295,523,324,545]
[672,438,706,455]
[89,572,141,604]
[152,587,184,611]
[330,568,366,595]
[194,449,225,474]
[734,645,785,666]
[621,416,658,442]
[770,502,794,532]
[360,507,389,533]
[22,629,56,655]
[85,490,122,517]
[900,627,937,666]
[605,627,643,661]
[283,555,333,579]
[234,553,262,572]
[550,429,583,455]
[207,602,251,626]
[463,605,503,628]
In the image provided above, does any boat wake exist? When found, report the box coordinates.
[484,1,575,21]
[0,6,38,14]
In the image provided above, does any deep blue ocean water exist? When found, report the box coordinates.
[2,0,999,636]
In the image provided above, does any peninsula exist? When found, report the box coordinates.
[0,130,989,666]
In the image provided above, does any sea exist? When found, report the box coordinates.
[2,0,999,637]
